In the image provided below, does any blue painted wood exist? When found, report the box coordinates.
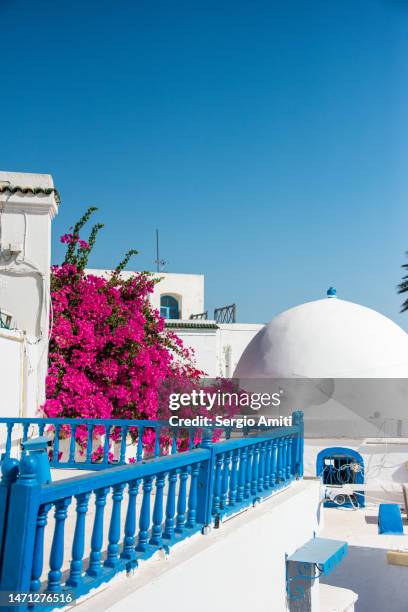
[264,440,272,489]
[119,426,128,464]
[0,413,304,609]
[277,438,284,484]
[30,503,51,592]
[87,487,109,577]
[0,455,41,600]
[136,476,153,551]
[103,426,111,465]
[47,497,71,592]
[67,493,90,587]
[150,472,166,545]
[175,466,189,533]
[154,427,161,457]
[220,451,231,510]
[105,483,126,568]
[121,479,140,562]
[86,425,93,464]
[251,444,259,496]
[237,446,247,502]
[282,437,288,483]
[258,442,266,492]
[293,411,304,477]
[137,427,144,462]
[186,462,200,528]
[53,425,60,465]
[69,424,77,463]
[270,439,278,488]
[287,437,293,478]
[244,446,253,499]
[212,453,223,515]
[163,469,177,540]
[5,423,13,458]
[228,449,239,506]
[0,458,20,579]
[171,430,177,455]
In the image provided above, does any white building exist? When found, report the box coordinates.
[0,171,59,417]
[88,268,263,377]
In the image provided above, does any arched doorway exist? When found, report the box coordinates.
[316,447,365,508]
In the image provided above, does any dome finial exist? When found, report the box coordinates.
[327,286,337,298]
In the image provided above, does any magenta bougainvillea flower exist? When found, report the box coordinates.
[43,208,241,459]
[42,208,205,455]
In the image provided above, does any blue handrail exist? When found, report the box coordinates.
[0,411,304,609]
[0,417,194,469]
[0,416,271,470]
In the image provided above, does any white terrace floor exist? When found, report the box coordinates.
[321,505,408,612]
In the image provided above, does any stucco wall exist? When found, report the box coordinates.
[168,322,263,377]
[217,323,264,376]
[0,171,58,415]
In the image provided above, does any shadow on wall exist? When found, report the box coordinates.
[320,544,407,612]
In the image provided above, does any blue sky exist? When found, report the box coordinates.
[1,0,408,325]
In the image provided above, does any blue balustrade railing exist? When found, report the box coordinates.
[0,417,211,469]
[0,412,304,610]
[0,416,274,470]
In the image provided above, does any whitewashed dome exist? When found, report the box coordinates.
[234,289,408,378]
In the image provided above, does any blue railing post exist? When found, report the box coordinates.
[237,446,247,502]
[245,446,253,498]
[87,487,109,576]
[105,483,126,568]
[292,411,304,478]
[220,451,230,511]
[270,439,278,488]
[67,493,90,587]
[186,462,200,528]
[196,427,214,529]
[136,476,153,551]
[30,503,52,593]
[121,479,140,566]
[0,458,20,578]
[175,466,189,533]
[150,472,166,545]
[163,470,177,540]
[0,455,41,609]
[48,497,71,592]
[228,449,239,506]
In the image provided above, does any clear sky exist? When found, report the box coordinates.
[1,0,408,326]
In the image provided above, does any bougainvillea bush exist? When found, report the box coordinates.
[43,208,208,458]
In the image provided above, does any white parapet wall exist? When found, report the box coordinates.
[75,480,323,612]
[0,171,58,417]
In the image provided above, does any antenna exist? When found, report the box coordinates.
[154,229,167,272]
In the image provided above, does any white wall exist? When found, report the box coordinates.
[0,171,58,416]
[76,480,322,612]
[166,322,263,378]
[151,272,204,320]
[172,326,218,376]
[217,323,264,376]
[0,329,26,419]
